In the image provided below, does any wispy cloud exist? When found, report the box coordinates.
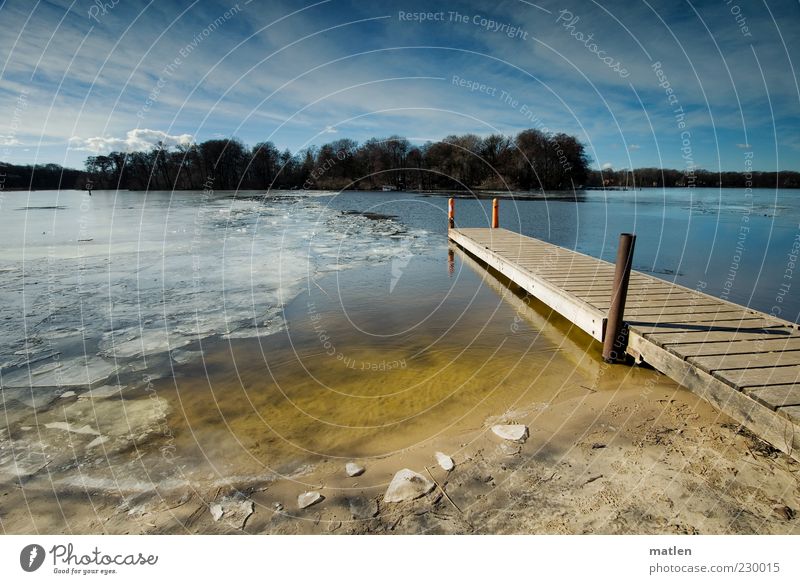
[68,129,193,153]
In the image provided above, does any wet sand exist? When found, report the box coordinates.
[1,250,799,534]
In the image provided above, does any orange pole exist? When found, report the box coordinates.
[448,197,455,229]
[492,198,499,228]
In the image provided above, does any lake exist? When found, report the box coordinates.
[0,187,798,481]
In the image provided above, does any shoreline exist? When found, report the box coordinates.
[2,262,798,535]
[3,345,797,535]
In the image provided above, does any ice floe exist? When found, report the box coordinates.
[0,192,433,381]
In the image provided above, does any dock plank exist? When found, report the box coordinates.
[667,337,800,356]
[641,327,795,345]
[779,406,800,424]
[717,365,800,389]
[746,385,800,410]
[690,351,800,373]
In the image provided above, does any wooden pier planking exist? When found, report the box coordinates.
[449,227,800,460]
[669,337,800,357]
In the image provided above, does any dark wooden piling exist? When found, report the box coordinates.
[602,233,636,363]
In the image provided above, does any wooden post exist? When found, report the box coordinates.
[492,198,499,228]
[448,197,455,229]
[602,233,636,363]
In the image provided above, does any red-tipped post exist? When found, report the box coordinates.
[448,197,455,229]
[602,233,636,363]
[492,198,499,228]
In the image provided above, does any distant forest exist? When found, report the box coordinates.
[2,129,799,192]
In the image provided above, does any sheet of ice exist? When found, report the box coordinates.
[1,356,119,388]
[170,349,205,365]
[98,328,193,359]
[79,384,123,400]
[0,191,433,382]
[44,421,101,436]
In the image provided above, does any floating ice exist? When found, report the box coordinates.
[99,328,192,359]
[1,356,119,389]
[44,421,100,435]
[170,349,205,365]
[0,192,433,377]
[79,385,123,400]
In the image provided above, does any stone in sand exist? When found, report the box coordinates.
[221,499,254,528]
[384,469,435,503]
[492,424,528,443]
[210,504,224,521]
[345,462,365,477]
[348,496,379,520]
[298,491,323,509]
[435,452,455,472]
[773,505,795,521]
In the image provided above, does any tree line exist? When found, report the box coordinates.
[0,162,85,191]
[586,167,800,189]
[2,131,799,192]
[74,130,590,192]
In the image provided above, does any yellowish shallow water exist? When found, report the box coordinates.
[155,247,628,480]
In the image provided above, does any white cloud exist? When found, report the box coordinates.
[602,162,613,170]
[69,129,194,153]
[323,125,338,134]
[628,144,641,150]
[0,135,21,146]
[736,143,752,149]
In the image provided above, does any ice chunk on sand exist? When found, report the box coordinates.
[345,462,365,477]
[435,452,455,471]
[298,491,323,509]
[384,469,434,503]
[491,424,529,443]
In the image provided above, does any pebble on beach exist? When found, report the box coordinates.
[435,451,455,471]
[384,469,435,503]
[210,504,224,521]
[298,491,324,509]
[491,424,529,443]
[345,462,365,477]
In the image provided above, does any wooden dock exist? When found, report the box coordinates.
[449,226,800,459]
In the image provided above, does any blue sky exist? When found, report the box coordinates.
[1,0,799,171]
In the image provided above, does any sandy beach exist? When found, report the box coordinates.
[3,354,798,535]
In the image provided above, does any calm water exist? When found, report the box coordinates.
[320,188,800,322]
[1,187,797,479]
